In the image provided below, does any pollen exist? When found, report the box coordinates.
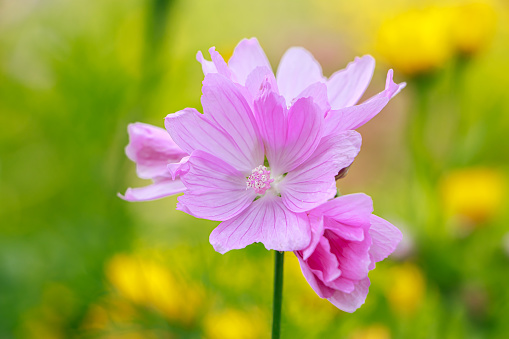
[246,165,274,195]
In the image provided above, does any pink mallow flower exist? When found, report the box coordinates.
[165,73,362,254]
[119,122,187,201]
[296,193,402,312]
[197,38,405,135]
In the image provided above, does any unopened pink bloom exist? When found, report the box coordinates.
[296,193,402,312]
[165,74,361,253]
[119,123,187,201]
[197,38,405,134]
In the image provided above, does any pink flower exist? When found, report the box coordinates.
[119,38,405,258]
[296,193,402,312]
[119,123,187,201]
[197,38,405,134]
[165,74,362,253]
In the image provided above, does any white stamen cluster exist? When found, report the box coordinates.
[246,165,274,195]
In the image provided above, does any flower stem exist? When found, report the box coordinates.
[272,250,284,339]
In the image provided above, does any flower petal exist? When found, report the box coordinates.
[327,55,375,109]
[279,132,362,213]
[301,214,325,260]
[306,237,342,283]
[165,108,255,174]
[118,179,186,202]
[295,82,330,115]
[245,66,278,100]
[252,81,288,168]
[167,156,190,180]
[196,47,232,79]
[228,38,272,85]
[326,229,372,281]
[210,47,231,77]
[369,214,402,263]
[209,194,311,253]
[324,276,355,293]
[177,150,256,221]
[324,69,406,135]
[327,278,370,313]
[196,50,217,75]
[276,47,324,106]
[276,96,323,174]
[325,218,365,241]
[311,193,373,228]
[125,122,186,180]
[254,84,323,176]
[296,252,335,299]
[201,73,264,171]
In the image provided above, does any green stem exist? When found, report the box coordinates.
[272,251,284,339]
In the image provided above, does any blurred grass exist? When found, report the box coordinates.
[1,0,509,338]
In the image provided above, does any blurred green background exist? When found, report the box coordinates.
[1,0,508,338]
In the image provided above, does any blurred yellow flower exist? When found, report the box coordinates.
[105,254,204,325]
[376,2,497,76]
[386,262,425,315]
[81,304,110,330]
[350,324,391,339]
[441,167,506,225]
[203,308,268,339]
[82,297,138,330]
[449,2,497,56]
[20,318,64,339]
[376,7,453,76]
[19,283,76,339]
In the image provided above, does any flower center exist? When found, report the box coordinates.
[246,165,274,195]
